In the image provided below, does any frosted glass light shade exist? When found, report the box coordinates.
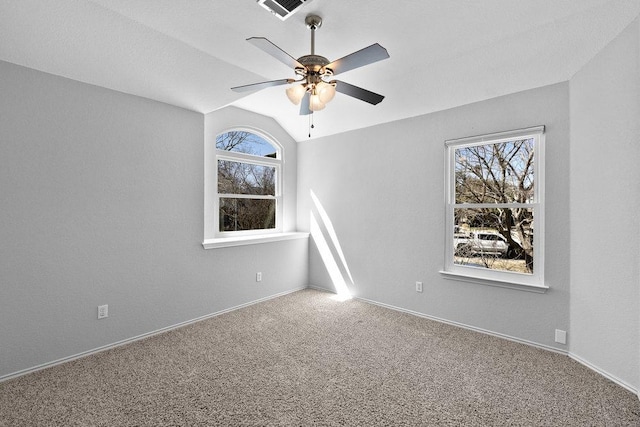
[317,81,336,104]
[286,84,307,105]
[309,94,325,111]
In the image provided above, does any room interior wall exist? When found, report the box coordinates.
[298,82,571,352]
[0,61,308,380]
[1,15,638,397]
[569,18,640,392]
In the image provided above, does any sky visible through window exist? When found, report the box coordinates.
[216,131,277,158]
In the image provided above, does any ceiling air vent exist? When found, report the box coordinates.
[257,0,313,21]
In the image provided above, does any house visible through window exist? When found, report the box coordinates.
[443,126,545,289]
[215,130,281,235]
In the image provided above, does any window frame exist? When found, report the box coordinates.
[441,126,547,292]
[203,127,294,248]
[215,152,281,238]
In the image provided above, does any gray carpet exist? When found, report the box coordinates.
[1,289,639,426]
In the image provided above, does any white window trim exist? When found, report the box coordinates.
[204,127,301,248]
[441,125,547,292]
[203,232,308,249]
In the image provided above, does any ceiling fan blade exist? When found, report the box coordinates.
[247,37,304,69]
[299,92,311,115]
[326,43,389,76]
[335,81,385,105]
[231,79,291,93]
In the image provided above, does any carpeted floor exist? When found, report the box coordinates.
[1,289,639,426]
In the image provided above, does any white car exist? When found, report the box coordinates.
[455,231,509,256]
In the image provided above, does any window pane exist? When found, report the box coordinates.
[216,131,278,158]
[218,160,275,196]
[219,198,276,232]
[453,207,533,274]
[455,138,534,204]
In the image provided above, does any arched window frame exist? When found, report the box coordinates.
[203,123,306,249]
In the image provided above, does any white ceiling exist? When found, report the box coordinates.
[1,0,639,141]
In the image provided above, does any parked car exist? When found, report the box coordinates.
[454,231,509,256]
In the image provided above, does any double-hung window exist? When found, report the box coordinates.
[442,126,546,291]
[214,130,282,236]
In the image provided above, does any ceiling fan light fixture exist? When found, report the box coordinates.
[286,83,307,105]
[309,91,325,111]
[317,81,336,104]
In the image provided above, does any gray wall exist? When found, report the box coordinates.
[569,18,639,392]
[298,82,571,351]
[0,61,308,379]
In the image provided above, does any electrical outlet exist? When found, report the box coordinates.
[415,281,423,293]
[97,304,108,319]
[256,272,262,282]
[555,329,567,344]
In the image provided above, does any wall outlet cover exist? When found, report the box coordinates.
[555,329,567,344]
[98,304,109,319]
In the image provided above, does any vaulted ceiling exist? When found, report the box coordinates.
[1,0,638,141]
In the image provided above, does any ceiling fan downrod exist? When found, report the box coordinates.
[306,14,321,55]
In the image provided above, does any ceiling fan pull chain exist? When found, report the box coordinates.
[308,112,315,138]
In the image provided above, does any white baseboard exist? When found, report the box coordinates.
[353,294,639,397]
[6,285,638,401]
[293,286,640,399]
[0,287,307,383]
[355,295,567,355]
[307,284,335,293]
[568,353,638,396]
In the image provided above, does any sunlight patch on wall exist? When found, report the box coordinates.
[310,190,353,300]
[310,191,354,284]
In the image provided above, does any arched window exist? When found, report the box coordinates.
[214,130,282,235]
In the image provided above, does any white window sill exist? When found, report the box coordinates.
[439,270,549,293]
[202,232,309,249]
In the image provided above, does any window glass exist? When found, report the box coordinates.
[453,207,534,274]
[218,160,275,196]
[219,198,276,232]
[214,130,281,236]
[455,138,534,204]
[216,131,278,158]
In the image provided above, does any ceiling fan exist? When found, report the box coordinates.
[231,14,389,115]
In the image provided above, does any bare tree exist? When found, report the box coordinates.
[216,131,277,232]
[455,139,535,272]
[216,130,251,152]
[216,131,277,157]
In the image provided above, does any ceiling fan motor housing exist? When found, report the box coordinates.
[298,54,329,69]
[296,55,333,89]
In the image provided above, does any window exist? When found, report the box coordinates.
[214,130,282,236]
[442,126,546,291]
